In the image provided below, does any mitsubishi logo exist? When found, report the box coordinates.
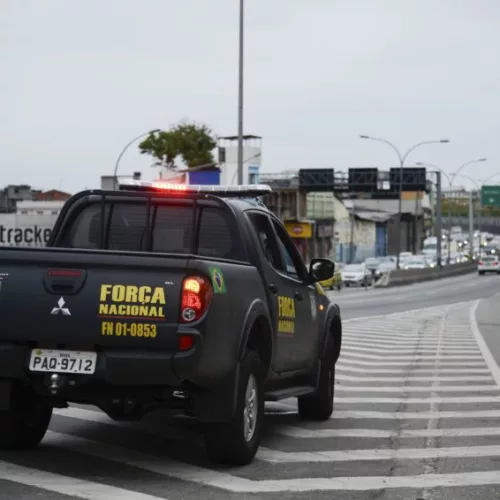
[51,297,71,316]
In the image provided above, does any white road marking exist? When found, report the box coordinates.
[342,299,479,323]
[257,444,500,463]
[330,409,500,419]
[342,338,477,346]
[338,359,487,367]
[249,471,500,492]
[334,395,500,403]
[276,426,500,439]
[341,352,483,360]
[344,333,474,341]
[470,299,500,388]
[336,374,494,383]
[43,431,257,491]
[42,432,500,493]
[337,385,499,393]
[341,346,480,355]
[0,461,165,500]
[336,366,491,374]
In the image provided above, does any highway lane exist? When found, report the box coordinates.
[1,271,500,500]
[329,271,500,319]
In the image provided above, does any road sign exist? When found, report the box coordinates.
[348,168,378,192]
[481,185,500,207]
[298,169,334,192]
[389,167,427,191]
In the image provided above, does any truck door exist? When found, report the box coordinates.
[269,217,318,370]
[247,212,314,373]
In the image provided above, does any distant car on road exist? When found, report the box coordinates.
[478,255,500,275]
[404,257,427,270]
[375,258,397,277]
[364,257,381,276]
[341,263,372,287]
[398,252,413,268]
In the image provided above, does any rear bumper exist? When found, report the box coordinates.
[0,342,200,386]
[0,341,240,422]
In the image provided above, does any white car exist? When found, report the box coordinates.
[404,258,427,270]
[341,263,372,287]
[398,252,413,268]
[478,255,500,275]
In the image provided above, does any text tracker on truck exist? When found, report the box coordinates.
[0,180,342,465]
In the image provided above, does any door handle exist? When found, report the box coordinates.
[268,284,279,294]
[294,292,303,301]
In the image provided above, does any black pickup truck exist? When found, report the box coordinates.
[0,181,342,465]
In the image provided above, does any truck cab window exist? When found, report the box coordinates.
[248,213,282,270]
[197,207,234,258]
[271,219,305,280]
[109,204,148,251]
[60,201,238,260]
[152,205,192,253]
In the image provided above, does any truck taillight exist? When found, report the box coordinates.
[180,276,213,323]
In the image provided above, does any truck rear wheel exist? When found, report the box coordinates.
[0,387,53,450]
[203,350,264,466]
[298,334,335,420]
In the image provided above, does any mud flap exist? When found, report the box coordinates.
[192,363,240,423]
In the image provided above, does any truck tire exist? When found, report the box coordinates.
[203,350,264,466]
[298,333,335,421]
[0,387,53,450]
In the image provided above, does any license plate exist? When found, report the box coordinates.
[29,349,97,375]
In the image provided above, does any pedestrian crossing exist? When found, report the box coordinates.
[2,299,500,500]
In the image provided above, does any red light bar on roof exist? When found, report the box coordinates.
[118,179,272,196]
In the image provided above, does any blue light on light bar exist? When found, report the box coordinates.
[118,179,272,196]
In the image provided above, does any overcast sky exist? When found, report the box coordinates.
[2,0,499,194]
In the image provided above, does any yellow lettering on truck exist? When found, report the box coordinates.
[277,296,296,334]
[98,284,166,320]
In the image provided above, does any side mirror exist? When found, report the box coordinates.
[309,258,335,282]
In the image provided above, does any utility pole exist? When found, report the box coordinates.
[414,191,420,254]
[236,0,245,185]
[446,158,487,263]
[468,190,474,258]
[435,171,443,267]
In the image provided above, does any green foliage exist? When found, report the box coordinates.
[138,121,217,169]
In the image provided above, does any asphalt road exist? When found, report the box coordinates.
[1,270,500,500]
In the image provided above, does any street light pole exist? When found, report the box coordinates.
[446,158,487,263]
[236,0,245,185]
[113,129,161,189]
[416,162,452,268]
[359,135,450,270]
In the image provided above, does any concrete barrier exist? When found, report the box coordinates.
[375,261,477,288]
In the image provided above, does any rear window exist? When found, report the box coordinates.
[59,202,239,260]
[482,256,497,262]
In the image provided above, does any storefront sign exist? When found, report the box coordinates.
[0,225,52,246]
[0,215,57,247]
[285,222,313,239]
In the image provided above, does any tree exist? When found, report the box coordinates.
[138,121,217,170]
